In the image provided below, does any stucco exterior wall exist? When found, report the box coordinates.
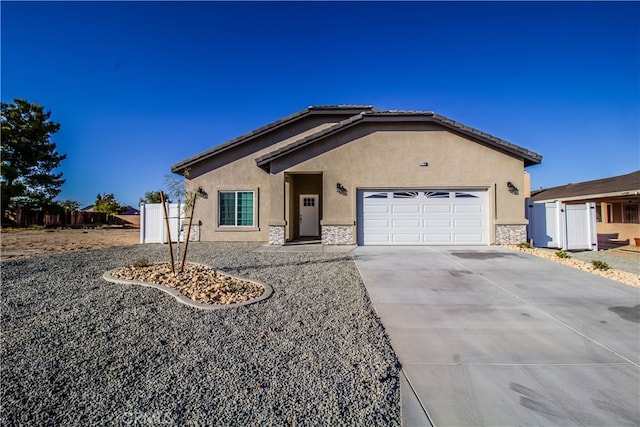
[186,121,337,242]
[188,122,530,244]
[271,125,528,244]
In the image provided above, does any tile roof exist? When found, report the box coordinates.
[255,109,542,168]
[171,105,374,173]
[531,170,640,201]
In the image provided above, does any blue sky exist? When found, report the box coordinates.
[2,1,638,207]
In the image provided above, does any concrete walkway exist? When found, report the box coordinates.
[354,246,640,427]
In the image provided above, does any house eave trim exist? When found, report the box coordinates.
[532,190,640,203]
[255,111,542,170]
[172,105,374,173]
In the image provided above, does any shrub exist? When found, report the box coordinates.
[133,257,149,268]
[591,260,609,270]
[555,250,570,259]
[516,242,531,248]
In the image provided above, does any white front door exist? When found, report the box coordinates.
[299,194,319,236]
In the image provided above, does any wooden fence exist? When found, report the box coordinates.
[4,209,139,228]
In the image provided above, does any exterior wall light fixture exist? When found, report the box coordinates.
[336,183,347,195]
[507,181,519,195]
[418,161,429,167]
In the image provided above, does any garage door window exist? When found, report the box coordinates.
[455,192,479,198]
[365,193,388,199]
[425,191,449,198]
[393,191,419,199]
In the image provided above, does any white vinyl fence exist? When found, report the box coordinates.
[526,200,597,250]
[139,203,200,244]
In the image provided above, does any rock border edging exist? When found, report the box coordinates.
[102,264,273,310]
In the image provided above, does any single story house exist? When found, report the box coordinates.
[171,105,542,245]
[530,170,640,248]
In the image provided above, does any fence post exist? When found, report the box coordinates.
[140,204,145,244]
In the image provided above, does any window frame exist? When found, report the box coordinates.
[218,190,256,228]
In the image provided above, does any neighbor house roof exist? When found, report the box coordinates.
[171,105,374,173]
[531,170,640,202]
[255,110,542,169]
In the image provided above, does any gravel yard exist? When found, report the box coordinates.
[1,243,400,425]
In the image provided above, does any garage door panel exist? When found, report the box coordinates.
[424,205,451,213]
[455,219,483,227]
[454,205,482,213]
[393,219,420,227]
[393,205,420,214]
[365,205,390,213]
[364,219,390,227]
[424,219,451,227]
[360,189,487,245]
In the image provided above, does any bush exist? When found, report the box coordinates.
[555,250,570,259]
[133,257,149,268]
[516,242,531,248]
[591,260,609,270]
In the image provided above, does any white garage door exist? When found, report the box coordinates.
[359,190,488,245]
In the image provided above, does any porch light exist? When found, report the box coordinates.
[507,181,519,195]
[336,183,347,195]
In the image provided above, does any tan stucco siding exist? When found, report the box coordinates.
[188,123,529,243]
[185,122,337,241]
[272,128,528,243]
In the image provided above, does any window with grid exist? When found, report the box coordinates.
[219,191,255,226]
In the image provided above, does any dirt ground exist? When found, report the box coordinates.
[1,227,140,261]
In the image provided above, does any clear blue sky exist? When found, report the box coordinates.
[2,1,638,207]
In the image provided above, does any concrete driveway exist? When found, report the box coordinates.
[354,246,640,427]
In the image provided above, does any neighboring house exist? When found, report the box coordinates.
[120,206,140,215]
[530,170,640,248]
[171,105,542,245]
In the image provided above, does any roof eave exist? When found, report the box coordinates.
[172,105,374,173]
[256,111,542,169]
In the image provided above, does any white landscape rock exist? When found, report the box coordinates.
[505,245,640,288]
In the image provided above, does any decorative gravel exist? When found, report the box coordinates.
[567,249,640,275]
[110,262,266,305]
[1,242,400,426]
[505,245,640,287]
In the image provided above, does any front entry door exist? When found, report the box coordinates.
[299,194,319,236]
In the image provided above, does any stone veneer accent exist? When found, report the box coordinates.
[322,225,354,245]
[268,226,285,245]
[179,225,200,242]
[495,224,527,245]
